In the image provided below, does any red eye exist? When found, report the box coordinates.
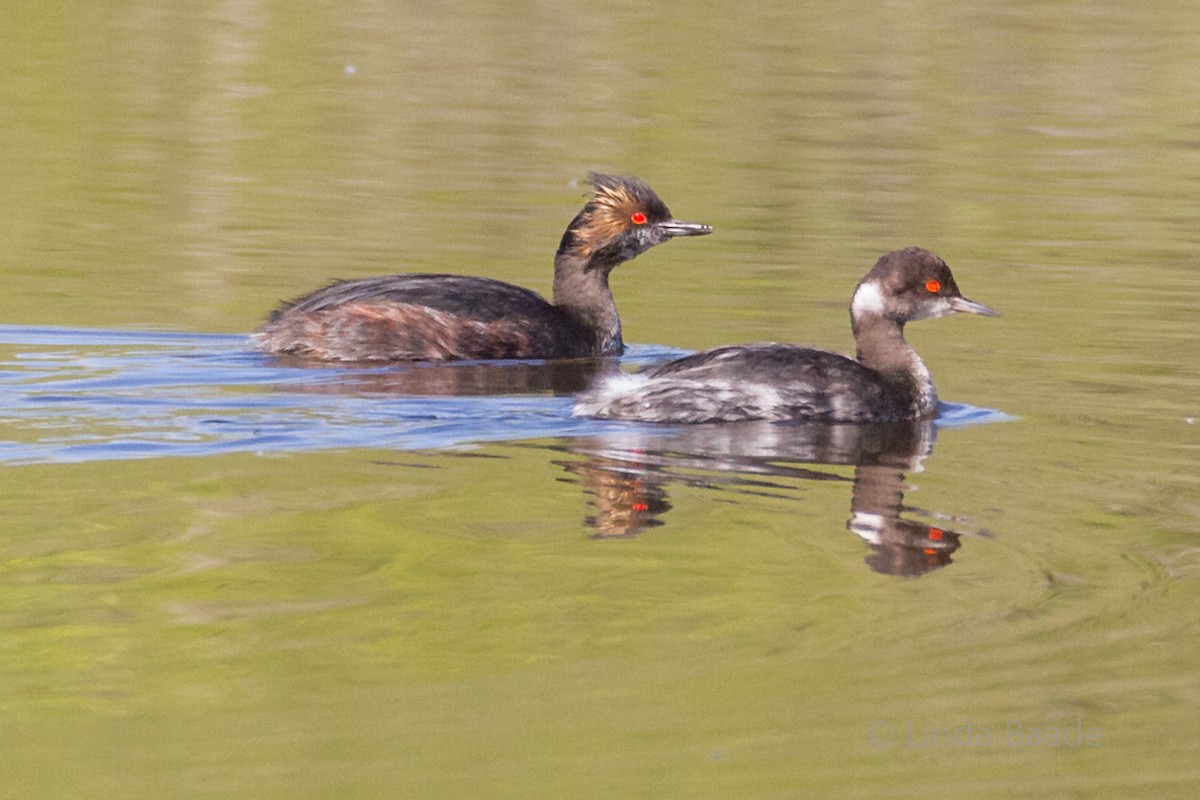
[925,279,941,294]
[630,212,647,225]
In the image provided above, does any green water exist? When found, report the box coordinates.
[3,1,1199,797]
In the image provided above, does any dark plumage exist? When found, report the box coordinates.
[253,174,711,361]
[574,247,999,424]
[611,343,917,423]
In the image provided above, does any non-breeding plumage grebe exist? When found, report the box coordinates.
[253,174,712,361]
[573,247,998,424]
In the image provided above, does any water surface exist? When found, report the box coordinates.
[3,1,1199,798]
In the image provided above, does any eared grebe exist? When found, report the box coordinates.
[253,174,711,361]
[573,247,998,424]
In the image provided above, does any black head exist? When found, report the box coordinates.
[556,173,712,270]
[850,247,999,326]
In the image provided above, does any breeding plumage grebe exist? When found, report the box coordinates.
[253,174,711,361]
[573,247,998,424]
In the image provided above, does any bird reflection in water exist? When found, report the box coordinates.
[260,354,612,397]
[556,420,986,577]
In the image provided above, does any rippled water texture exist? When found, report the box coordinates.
[3,2,1199,798]
[0,325,1006,465]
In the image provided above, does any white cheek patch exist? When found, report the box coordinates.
[847,511,885,544]
[850,280,886,317]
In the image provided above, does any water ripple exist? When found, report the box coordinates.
[0,325,1010,465]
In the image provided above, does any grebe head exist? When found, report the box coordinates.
[557,173,712,271]
[850,247,999,329]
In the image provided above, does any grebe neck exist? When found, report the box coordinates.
[852,315,938,415]
[552,250,622,353]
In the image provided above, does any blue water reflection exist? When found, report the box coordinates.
[0,325,1010,465]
